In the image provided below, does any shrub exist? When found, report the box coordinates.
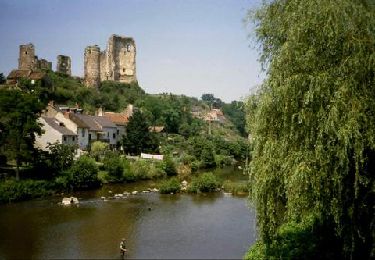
[0,179,53,203]
[163,156,177,176]
[222,180,248,194]
[188,172,220,193]
[66,156,101,190]
[159,177,181,194]
[103,152,124,182]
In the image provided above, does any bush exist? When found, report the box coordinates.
[103,152,124,182]
[188,172,220,193]
[65,156,101,190]
[163,156,177,176]
[128,159,166,180]
[222,180,248,194]
[159,177,181,194]
[0,179,53,203]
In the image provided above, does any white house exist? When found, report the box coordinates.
[35,117,77,151]
[73,114,117,147]
[54,112,90,150]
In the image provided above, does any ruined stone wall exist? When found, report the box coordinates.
[18,43,52,71]
[99,51,108,81]
[38,59,52,70]
[84,45,101,88]
[84,35,137,87]
[19,44,38,70]
[105,34,137,84]
[56,55,71,76]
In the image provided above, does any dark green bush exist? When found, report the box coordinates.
[188,172,220,193]
[103,152,124,182]
[65,156,101,190]
[0,179,53,203]
[159,177,181,194]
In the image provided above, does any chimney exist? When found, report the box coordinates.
[96,107,104,116]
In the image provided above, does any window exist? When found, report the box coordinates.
[107,132,109,138]
[72,137,75,141]
[63,136,66,142]
[82,129,85,137]
[123,68,125,72]
[117,130,119,134]
[25,51,28,55]
[89,134,91,141]
[113,133,116,139]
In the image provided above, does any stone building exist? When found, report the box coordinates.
[56,55,71,76]
[84,45,101,88]
[18,43,52,71]
[84,34,137,88]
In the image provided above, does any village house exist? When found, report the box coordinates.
[73,114,117,147]
[35,117,77,151]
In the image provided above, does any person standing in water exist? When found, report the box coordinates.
[120,238,127,258]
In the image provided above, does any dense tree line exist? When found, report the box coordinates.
[245,0,374,259]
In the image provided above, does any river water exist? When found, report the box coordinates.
[0,177,256,259]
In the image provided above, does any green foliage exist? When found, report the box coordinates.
[128,159,166,180]
[48,71,145,113]
[188,172,220,193]
[246,0,375,258]
[163,156,177,176]
[222,180,248,194]
[159,177,181,194]
[33,143,76,179]
[222,101,247,136]
[123,110,159,155]
[0,89,46,179]
[0,73,6,84]
[103,152,124,182]
[0,179,53,203]
[90,141,109,161]
[65,156,100,190]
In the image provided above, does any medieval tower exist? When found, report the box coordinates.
[19,44,38,70]
[56,55,71,76]
[84,45,101,88]
[18,43,52,71]
[84,34,137,88]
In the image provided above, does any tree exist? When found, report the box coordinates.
[122,110,159,155]
[0,89,45,180]
[0,73,5,84]
[246,1,375,259]
[66,156,100,190]
[90,141,109,161]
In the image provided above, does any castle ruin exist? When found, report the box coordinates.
[19,43,52,71]
[56,55,72,76]
[84,34,137,88]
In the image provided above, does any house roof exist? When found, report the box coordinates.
[67,113,90,128]
[41,117,77,136]
[104,112,129,126]
[93,116,117,128]
[73,114,116,131]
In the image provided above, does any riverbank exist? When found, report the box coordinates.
[0,166,248,204]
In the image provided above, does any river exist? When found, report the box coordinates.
[0,173,257,259]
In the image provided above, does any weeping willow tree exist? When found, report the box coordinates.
[246,0,375,259]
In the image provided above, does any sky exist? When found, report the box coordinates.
[0,0,264,102]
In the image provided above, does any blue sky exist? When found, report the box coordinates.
[0,0,263,102]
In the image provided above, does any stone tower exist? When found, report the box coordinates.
[102,34,137,84]
[84,45,101,88]
[84,34,137,87]
[56,55,71,76]
[19,43,38,70]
